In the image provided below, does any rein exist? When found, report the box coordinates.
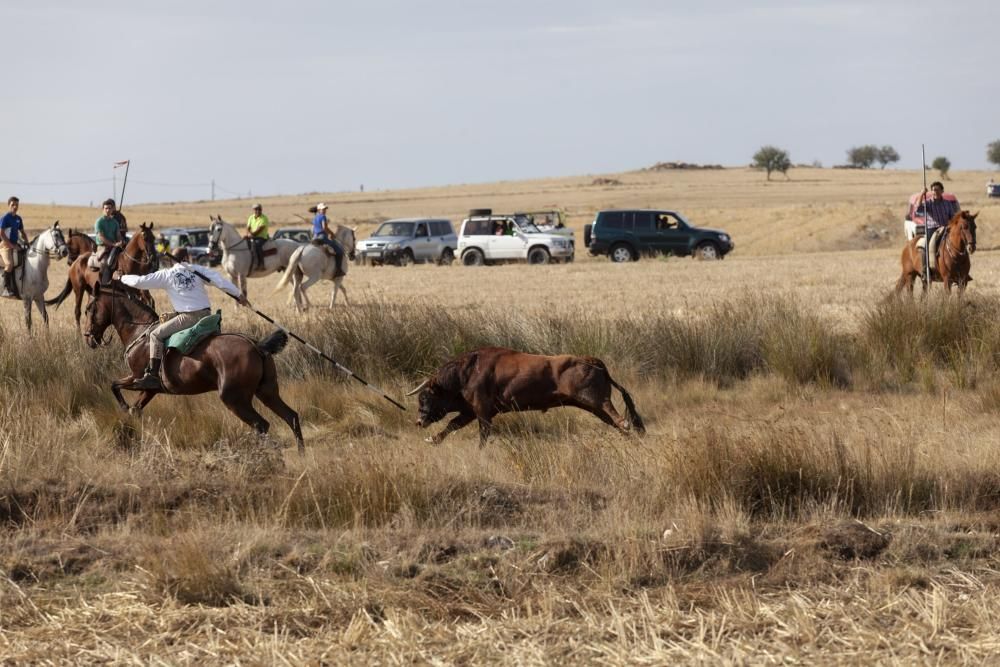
[85,286,159,348]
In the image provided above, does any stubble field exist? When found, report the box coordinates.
[2,166,1000,664]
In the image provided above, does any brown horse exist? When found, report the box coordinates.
[895,210,978,296]
[47,222,160,329]
[65,229,96,264]
[82,282,304,453]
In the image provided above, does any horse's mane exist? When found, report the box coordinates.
[98,284,160,321]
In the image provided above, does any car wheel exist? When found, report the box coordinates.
[398,249,415,266]
[462,248,485,266]
[527,247,550,265]
[696,242,720,260]
[439,248,455,265]
[610,243,635,263]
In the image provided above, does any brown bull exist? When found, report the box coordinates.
[407,347,645,445]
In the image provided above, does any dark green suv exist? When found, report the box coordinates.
[586,209,734,262]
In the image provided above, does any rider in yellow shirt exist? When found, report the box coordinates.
[246,203,269,269]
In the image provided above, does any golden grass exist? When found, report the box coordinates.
[0,168,999,662]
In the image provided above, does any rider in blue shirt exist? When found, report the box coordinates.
[0,196,27,297]
[311,203,345,278]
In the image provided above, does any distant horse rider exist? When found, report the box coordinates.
[246,203,269,271]
[113,262,250,390]
[0,196,27,298]
[311,203,346,278]
[89,198,125,284]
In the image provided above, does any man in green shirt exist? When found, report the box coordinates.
[245,203,269,270]
[88,198,124,283]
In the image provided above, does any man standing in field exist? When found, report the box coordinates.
[311,203,346,278]
[246,203,269,271]
[89,198,125,284]
[0,196,26,298]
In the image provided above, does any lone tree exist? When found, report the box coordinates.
[987,140,1000,168]
[846,145,879,168]
[931,156,951,179]
[752,145,791,180]
[876,145,900,169]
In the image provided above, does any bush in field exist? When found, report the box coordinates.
[931,156,951,179]
[751,146,791,181]
[987,140,1000,168]
[846,145,879,169]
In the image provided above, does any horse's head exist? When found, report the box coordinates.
[83,282,113,349]
[123,222,160,273]
[66,228,95,263]
[336,224,357,261]
[43,221,69,260]
[950,210,978,254]
[208,215,225,254]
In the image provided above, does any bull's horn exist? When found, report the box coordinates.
[405,379,430,396]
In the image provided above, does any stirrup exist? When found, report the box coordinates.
[131,373,163,390]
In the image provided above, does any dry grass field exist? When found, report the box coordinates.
[2,166,1000,663]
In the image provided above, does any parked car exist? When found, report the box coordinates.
[356,218,457,266]
[457,210,575,266]
[988,183,1000,198]
[157,227,219,266]
[586,209,733,261]
[273,227,313,243]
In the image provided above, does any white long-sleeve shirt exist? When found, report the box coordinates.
[120,264,241,312]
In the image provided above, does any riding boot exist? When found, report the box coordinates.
[133,358,163,391]
[1,271,13,298]
[333,252,346,279]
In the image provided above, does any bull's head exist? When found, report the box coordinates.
[406,379,451,428]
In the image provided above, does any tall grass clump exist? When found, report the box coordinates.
[859,295,1000,389]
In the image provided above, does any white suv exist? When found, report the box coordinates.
[457,212,575,266]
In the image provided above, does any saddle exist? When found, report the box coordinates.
[310,238,339,258]
[249,238,278,272]
[914,228,945,278]
[165,311,223,355]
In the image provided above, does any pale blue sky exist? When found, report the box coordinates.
[2,1,997,204]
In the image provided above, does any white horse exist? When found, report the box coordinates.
[274,226,356,310]
[207,215,303,297]
[11,222,69,330]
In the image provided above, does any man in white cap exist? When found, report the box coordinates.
[311,203,345,278]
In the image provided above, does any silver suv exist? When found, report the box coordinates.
[357,218,457,266]
[457,212,575,266]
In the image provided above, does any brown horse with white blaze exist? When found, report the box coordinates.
[82,282,304,453]
[895,210,977,296]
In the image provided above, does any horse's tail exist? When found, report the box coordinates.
[45,278,72,307]
[604,368,646,435]
[256,329,289,357]
[273,245,305,292]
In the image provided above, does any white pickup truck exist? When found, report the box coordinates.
[457,211,574,266]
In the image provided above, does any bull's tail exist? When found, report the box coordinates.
[607,374,646,435]
[273,245,305,293]
[256,329,289,356]
[45,278,73,307]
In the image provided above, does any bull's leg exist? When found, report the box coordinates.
[429,412,475,444]
[477,416,494,448]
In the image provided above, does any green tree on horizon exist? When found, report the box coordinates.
[752,146,791,181]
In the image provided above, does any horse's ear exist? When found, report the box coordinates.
[149,221,154,229]
[971,211,980,220]
[53,220,60,229]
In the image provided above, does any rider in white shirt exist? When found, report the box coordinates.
[114,263,249,390]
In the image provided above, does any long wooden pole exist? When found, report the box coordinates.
[922,144,930,287]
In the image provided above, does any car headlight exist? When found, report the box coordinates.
[718,234,730,242]
[386,242,400,250]
[552,239,568,249]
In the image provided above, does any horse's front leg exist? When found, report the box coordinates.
[110,376,134,412]
[37,299,49,329]
[22,298,31,332]
[129,390,159,416]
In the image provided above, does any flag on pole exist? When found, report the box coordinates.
[114,160,130,168]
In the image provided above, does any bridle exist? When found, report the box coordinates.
[83,285,159,348]
[26,228,68,260]
[944,218,976,259]
[121,230,160,271]
[209,219,250,254]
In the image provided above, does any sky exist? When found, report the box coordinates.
[2,0,997,205]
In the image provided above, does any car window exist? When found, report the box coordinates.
[431,221,451,236]
[634,212,655,231]
[373,222,415,237]
[600,211,625,230]
[463,219,493,236]
[657,213,680,230]
[191,231,209,246]
[414,223,428,237]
